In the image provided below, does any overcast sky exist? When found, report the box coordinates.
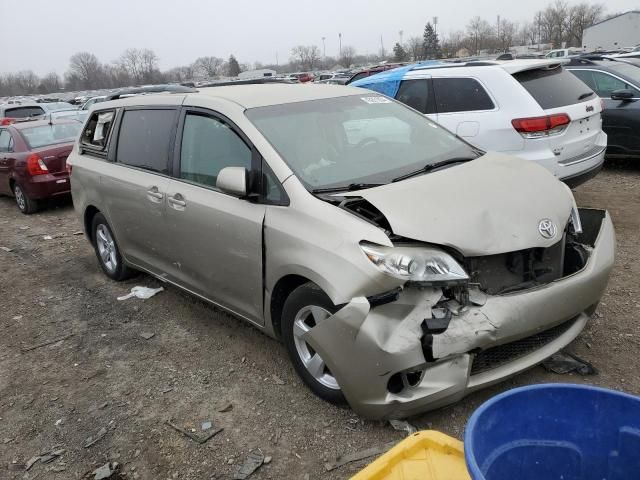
[1,0,638,75]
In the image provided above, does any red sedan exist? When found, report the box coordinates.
[0,119,82,214]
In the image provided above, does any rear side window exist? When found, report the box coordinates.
[4,106,44,118]
[396,79,433,114]
[179,113,251,188]
[117,109,175,174]
[433,78,494,113]
[513,67,593,109]
[0,130,11,152]
[81,110,115,150]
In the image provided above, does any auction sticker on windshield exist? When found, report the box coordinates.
[361,96,392,104]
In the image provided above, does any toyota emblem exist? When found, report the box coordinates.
[538,219,557,239]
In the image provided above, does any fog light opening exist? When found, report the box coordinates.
[387,370,424,394]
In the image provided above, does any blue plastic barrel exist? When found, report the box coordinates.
[464,384,640,480]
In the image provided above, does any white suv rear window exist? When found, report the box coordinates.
[513,67,593,109]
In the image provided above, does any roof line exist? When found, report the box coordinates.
[586,10,640,29]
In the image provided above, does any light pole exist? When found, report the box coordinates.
[433,16,438,36]
[338,33,342,58]
[399,30,404,45]
[322,37,326,58]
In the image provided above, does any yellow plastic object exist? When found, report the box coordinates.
[351,430,471,480]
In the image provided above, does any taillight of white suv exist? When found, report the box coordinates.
[511,113,570,139]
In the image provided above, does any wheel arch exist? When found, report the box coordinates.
[84,205,101,243]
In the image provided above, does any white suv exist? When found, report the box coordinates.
[351,60,607,187]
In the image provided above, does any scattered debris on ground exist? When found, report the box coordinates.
[84,427,108,448]
[542,351,597,375]
[117,286,164,301]
[389,419,418,435]
[233,450,265,479]
[272,374,285,385]
[166,420,223,444]
[91,462,120,479]
[217,402,233,413]
[21,333,74,353]
[325,442,395,471]
[139,331,155,340]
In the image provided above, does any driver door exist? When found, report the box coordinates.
[164,108,266,323]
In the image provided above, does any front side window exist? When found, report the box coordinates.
[246,94,476,190]
[179,113,251,188]
[19,123,82,149]
[396,79,432,114]
[117,109,176,174]
[433,78,495,113]
[574,70,640,98]
[81,110,115,149]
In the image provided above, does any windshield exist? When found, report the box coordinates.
[20,123,82,149]
[246,95,476,190]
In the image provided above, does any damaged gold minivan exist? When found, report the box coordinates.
[69,84,615,418]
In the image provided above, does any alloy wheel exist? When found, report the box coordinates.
[95,224,118,273]
[14,185,26,211]
[292,305,340,390]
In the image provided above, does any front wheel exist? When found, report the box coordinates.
[13,184,38,214]
[281,283,346,405]
[91,213,134,281]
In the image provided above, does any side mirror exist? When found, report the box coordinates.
[611,89,635,101]
[216,166,248,197]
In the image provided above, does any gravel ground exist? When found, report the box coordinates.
[1,162,639,480]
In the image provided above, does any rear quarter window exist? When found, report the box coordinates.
[433,78,495,113]
[513,67,593,109]
[4,106,45,118]
[116,109,176,174]
[81,110,115,152]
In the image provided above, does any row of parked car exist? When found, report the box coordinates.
[0,56,621,418]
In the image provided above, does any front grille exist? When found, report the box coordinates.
[465,237,566,295]
[470,317,577,376]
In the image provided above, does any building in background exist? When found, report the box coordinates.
[583,11,640,50]
[238,69,276,80]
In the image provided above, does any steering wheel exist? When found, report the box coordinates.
[356,137,380,149]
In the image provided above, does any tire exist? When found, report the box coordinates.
[13,184,39,214]
[281,282,347,405]
[91,213,135,281]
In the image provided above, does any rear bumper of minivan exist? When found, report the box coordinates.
[305,210,615,419]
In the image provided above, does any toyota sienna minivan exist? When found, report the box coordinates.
[69,84,615,418]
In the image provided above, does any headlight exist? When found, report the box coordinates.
[360,242,469,284]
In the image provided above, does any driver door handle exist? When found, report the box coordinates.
[146,186,164,201]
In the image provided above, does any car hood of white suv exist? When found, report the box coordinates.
[346,153,574,256]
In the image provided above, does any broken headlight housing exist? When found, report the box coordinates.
[360,242,469,284]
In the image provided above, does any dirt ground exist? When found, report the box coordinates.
[1,162,639,480]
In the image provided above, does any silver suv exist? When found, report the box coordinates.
[69,85,615,419]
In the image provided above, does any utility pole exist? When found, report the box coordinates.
[380,34,385,59]
[338,33,342,58]
[276,52,279,67]
[433,16,438,36]
[321,37,326,58]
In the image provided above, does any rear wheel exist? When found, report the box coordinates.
[282,283,346,404]
[91,213,134,281]
[13,184,38,214]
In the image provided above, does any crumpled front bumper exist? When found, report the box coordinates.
[304,210,615,419]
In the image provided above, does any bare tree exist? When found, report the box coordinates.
[290,45,322,70]
[118,49,143,83]
[497,19,518,51]
[406,36,423,61]
[340,46,356,67]
[467,16,493,54]
[194,56,224,78]
[39,72,61,93]
[139,49,159,83]
[567,3,604,47]
[69,52,103,89]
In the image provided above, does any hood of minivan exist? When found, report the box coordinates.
[345,153,573,256]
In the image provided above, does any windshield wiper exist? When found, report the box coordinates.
[311,183,385,194]
[392,157,476,183]
[578,91,595,100]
